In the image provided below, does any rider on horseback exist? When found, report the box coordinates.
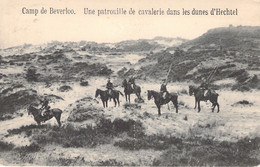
[106,78,114,96]
[199,79,210,101]
[40,97,51,116]
[160,79,169,102]
[128,76,135,89]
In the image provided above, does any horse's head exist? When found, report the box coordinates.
[147,90,152,100]
[27,103,38,115]
[95,89,100,98]
[189,86,195,96]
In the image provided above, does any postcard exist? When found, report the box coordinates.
[0,0,259,166]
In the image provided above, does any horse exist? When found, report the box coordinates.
[189,85,220,113]
[95,88,123,108]
[122,79,141,103]
[147,90,178,115]
[27,104,62,127]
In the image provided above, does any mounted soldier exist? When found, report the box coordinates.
[160,79,169,101]
[122,76,141,102]
[128,76,135,89]
[40,96,51,116]
[106,78,114,96]
[199,67,218,100]
[160,63,172,102]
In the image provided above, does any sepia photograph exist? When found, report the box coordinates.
[0,0,260,166]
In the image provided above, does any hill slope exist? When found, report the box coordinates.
[124,26,260,91]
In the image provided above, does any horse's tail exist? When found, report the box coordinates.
[119,91,124,96]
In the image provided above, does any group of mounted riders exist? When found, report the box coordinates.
[38,75,215,117]
[31,67,219,127]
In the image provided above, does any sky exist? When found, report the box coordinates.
[0,0,260,49]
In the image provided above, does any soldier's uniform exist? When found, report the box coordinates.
[106,79,113,95]
[199,81,209,98]
[160,82,168,100]
[128,77,135,89]
[40,98,50,116]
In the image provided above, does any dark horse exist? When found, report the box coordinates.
[147,90,178,115]
[28,104,62,127]
[95,89,123,108]
[122,79,141,103]
[189,85,220,113]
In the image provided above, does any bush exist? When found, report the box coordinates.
[114,135,182,151]
[58,85,72,92]
[123,103,141,109]
[97,159,123,166]
[232,100,253,106]
[15,143,41,153]
[47,157,86,166]
[0,89,39,120]
[0,141,14,151]
[26,66,39,82]
[157,137,260,166]
[7,118,145,148]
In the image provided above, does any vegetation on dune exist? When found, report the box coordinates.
[26,66,39,82]
[157,137,260,166]
[0,141,15,151]
[0,89,39,120]
[7,118,144,148]
[121,26,260,91]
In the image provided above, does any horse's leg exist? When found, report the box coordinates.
[215,95,220,113]
[194,97,197,109]
[102,101,105,108]
[106,100,108,107]
[136,92,140,99]
[117,97,120,106]
[158,107,161,116]
[212,103,216,112]
[217,103,220,113]
[128,94,131,103]
[172,99,178,113]
[197,100,201,112]
[156,103,161,116]
[113,98,117,107]
[125,92,127,102]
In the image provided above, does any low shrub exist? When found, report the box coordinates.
[158,137,260,166]
[97,159,123,166]
[15,143,41,153]
[123,103,141,109]
[7,118,145,148]
[0,141,14,151]
[232,100,253,106]
[114,135,182,151]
